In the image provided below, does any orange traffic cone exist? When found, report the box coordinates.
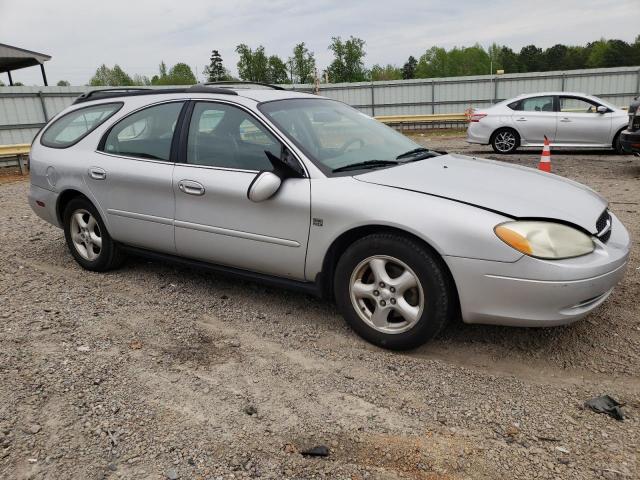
[539,136,551,172]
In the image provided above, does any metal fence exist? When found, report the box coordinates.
[1,65,639,145]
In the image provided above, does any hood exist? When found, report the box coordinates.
[355,153,607,234]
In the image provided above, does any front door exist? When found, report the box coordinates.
[173,101,311,280]
[89,101,185,254]
[556,96,612,145]
[511,95,557,143]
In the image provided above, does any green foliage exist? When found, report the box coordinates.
[0,79,5,86]
[204,50,230,82]
[289,42,316,84]
[326,36,367,83]
[370,64,402,81]
[89,64,134,86]
[150,61,197,85]
[235,44,289,84]
[56,80,71,86]
[13,82,24,86]
[402,56,417,80]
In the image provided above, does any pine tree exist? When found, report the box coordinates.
[204,50,227,82]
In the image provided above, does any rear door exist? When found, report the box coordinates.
[89,101,185,254]
[556,96,612,145]
[511,95,557,143]
[172,100,311,280]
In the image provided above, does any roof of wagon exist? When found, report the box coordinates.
[71,84,318,105]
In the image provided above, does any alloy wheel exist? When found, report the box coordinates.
[69,209,102,261]
[349,255,424,334]
[494,131,517,152]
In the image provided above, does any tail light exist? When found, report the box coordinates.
[470,113,487,122]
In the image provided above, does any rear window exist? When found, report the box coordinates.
[41,103,123,148]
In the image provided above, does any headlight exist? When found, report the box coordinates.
[494,221,594,259]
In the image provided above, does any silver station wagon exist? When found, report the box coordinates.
[28,83,630,350]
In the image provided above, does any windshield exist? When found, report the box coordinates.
[259,98,425,174]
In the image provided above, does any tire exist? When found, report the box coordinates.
[612,130,626,155]
[63,197,124,271]
[334,233,456,350]
[491,128,519,154]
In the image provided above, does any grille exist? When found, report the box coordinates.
[596,210,612,243]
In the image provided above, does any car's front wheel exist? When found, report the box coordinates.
[334,233,455,350]
[491,128,519,154]
[63,197,124,271]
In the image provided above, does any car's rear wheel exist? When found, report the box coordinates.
[491,128,519,154]
[334,233,455,350]
[63,197,124,271]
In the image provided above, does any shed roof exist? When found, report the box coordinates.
[0,43,51,74]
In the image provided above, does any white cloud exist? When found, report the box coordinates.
[0,0,638,85]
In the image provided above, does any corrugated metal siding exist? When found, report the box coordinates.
[1,66,639,145]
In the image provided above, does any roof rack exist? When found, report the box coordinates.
[203,81,285,91]
[72,85,239,105]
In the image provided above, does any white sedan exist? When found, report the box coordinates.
[467,92,629,154]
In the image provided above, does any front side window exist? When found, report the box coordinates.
[186,102,281,171]
[259,99,424,173]
[517,96,555,112]
[102,102,183,161]
[560,97,600,114]
[41,103,122,148]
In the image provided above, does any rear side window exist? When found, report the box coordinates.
[40,103,122,148]
[515,96,555,112]
[101,102,184,161]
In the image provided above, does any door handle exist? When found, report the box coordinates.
[560,117,571,122]
[515,117,527,122]
[88,167,106,180]
[178,180,205,196]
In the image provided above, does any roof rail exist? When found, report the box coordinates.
[203,81,285,91]
[72,85,238,105]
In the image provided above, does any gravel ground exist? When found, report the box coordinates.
[0,135,638,480]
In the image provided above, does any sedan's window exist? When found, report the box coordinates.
[260,99,423,173]
[102,102,183,161]
[41,103,122,148]
[516,96,555,112]
[186,102,280,171]
[560,97,600,113]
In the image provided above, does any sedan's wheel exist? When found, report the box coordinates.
[350,255,424,334]
[334,233,456,350]
[491,129,519,154]
[63,197,124,271]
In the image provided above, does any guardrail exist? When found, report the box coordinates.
[0,143,30,174]
[375,113,468,130]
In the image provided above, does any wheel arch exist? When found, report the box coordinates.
[56,189,89,225]
[317,224,460,307]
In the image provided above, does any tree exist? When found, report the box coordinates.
[150,61,196,85]
[402,56,417,79]
[204,50,229,82]
[289,42,316,84]
[89,64,134,86]
[416,46,448,78]
[132,74,151,86]
[519,45,544,72]
[236,44,270,82]
[56,80,70,86]
[0,80,4,86]
[370,64,402,81]
[326,36,367,83]
[267,55,289,84]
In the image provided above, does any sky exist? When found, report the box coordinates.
[1,0,639,86]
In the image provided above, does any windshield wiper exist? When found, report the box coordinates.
[332,160,399,173]
[396,147,429,159]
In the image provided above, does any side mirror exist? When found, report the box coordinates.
[247,171,282,202]
[597,105,608,114]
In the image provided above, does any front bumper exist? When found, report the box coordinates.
[445,213,631,327]
[28,184,61,228]
[620,129,640,155]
